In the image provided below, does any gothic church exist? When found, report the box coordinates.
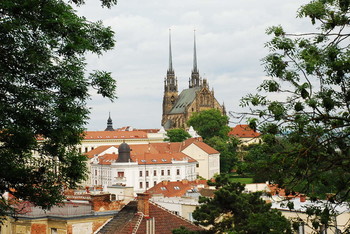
[162,32,226,129]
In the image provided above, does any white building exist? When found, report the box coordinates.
[89,142,198,194]
[271,197,350,233]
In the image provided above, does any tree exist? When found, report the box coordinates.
[206,136,240,173]
[188,109,230,141]
[0,0,117,218]
[165,128,191,142]
[193,174,292,233]
[237,0,350,230]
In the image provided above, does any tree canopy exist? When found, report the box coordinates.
[0,0,117,218]
[187,109,230,141]
[192,174,292,233]
[237,0,350,230]
[165,128,192,142]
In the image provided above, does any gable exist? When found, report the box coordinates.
[182,141,219,155]
[169,87,200,114]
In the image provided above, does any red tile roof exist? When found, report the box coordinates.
[85,145,118,159]
[135,129,160,133]
[114,201,204,234]
[146,180,208,197]
[136,202,204,234]
[86,139,217,163]
[191,141,219,154]
[228,124,261,138]
[83,131,148,140]
[88,144,197,165]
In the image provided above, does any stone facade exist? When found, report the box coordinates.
[162,32,225,129]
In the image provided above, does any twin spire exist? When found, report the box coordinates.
[167,29,200,88]
[168,29,173,73]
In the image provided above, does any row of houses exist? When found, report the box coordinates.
[0,123,263,233]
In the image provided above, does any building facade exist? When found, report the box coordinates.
[162,32,226,129]
[87,138,220,193]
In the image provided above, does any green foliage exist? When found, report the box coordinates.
[193,174,292,233]
[206,136,240,173]
[187,109,230,141]
[187,109,237,173]
[165,128,191,142]
[0,0,117,218]
[172,226,207,234]
[238,0,350,230]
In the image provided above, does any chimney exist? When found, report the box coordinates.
[162,180,168,185]
[137,193,151,217]
[182,179,188,184]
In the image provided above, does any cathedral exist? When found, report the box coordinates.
[162,32,226,129]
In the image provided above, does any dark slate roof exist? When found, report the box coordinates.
[169,87,200,114]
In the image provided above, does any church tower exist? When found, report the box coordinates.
[105,112,115,131]
[189,31,202,88]
[162,29,178,118]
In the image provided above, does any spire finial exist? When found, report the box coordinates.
[168,29,173,72]
[105,112,115,131]
[193,29,198,72]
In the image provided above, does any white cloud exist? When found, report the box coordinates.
[75,0,312,130]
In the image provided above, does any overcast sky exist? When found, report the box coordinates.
[76,0,311,131]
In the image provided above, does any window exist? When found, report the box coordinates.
[167,169,171,176]
[95,169,97,176]
[111,194,116,201]
[153,170,157,176]
[78,148,82,153]
[161,187,166,191]
[154,181,157,186]
[140,182,143,189]
[51,228,58,234]
[85,147,88,153]
[176,169,180,175]
[161,170,164,176]
[146,182,149,188]
[146,170,149,177]
[139,171,143,177]
[91,147,94,150]
[196,164,199,168]
[174,186,180,190]
[117,171,124,178]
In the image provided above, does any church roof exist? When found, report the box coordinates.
[169,87,200,114]
[229,124,261,138]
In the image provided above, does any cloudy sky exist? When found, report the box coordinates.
[76,0,311,131]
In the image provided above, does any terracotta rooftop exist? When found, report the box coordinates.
[83,131,148,140]
[146,180,208,197]
[228,124,261,138]
[88,145,197,165]
[97,194,204,234]
[86,139,217,163]
[190,141,219,154]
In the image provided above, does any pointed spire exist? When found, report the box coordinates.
[193,30,198,72]
[105,112,115,131]
[168,29,173,73]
